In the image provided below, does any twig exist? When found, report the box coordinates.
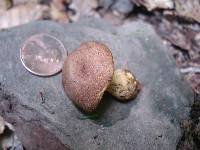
[180,67,200,74]
[39,91,45,104]
[39,91,55,114]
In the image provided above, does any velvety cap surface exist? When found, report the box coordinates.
[62,41,114,112]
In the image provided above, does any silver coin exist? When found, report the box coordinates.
[20,33,66,76]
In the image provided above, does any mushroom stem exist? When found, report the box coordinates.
[107,69,140,101]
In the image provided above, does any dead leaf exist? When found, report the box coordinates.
[0,0,12,11]
[0,116,5,135]
[12,0,39,5]
[175,0,200,23]
[0,2,49,29]
[132,0,174,11]
[186,73,200,94]
[50,0,69,23]
[68,0,99,21]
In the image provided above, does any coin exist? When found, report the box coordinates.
[20,33,66,76]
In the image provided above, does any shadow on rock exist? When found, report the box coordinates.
[77,92,138,127]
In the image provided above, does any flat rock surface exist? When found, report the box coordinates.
[0,18,194,150]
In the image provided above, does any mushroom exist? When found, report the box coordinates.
[62,41,114,113]
[107,69,140,101]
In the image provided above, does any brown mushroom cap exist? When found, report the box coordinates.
[62,41,114,113]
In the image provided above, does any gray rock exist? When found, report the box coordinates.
[98,0,134,14]
[111,0,134,14]
[0,18,193,150]
[98,0,114,10]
